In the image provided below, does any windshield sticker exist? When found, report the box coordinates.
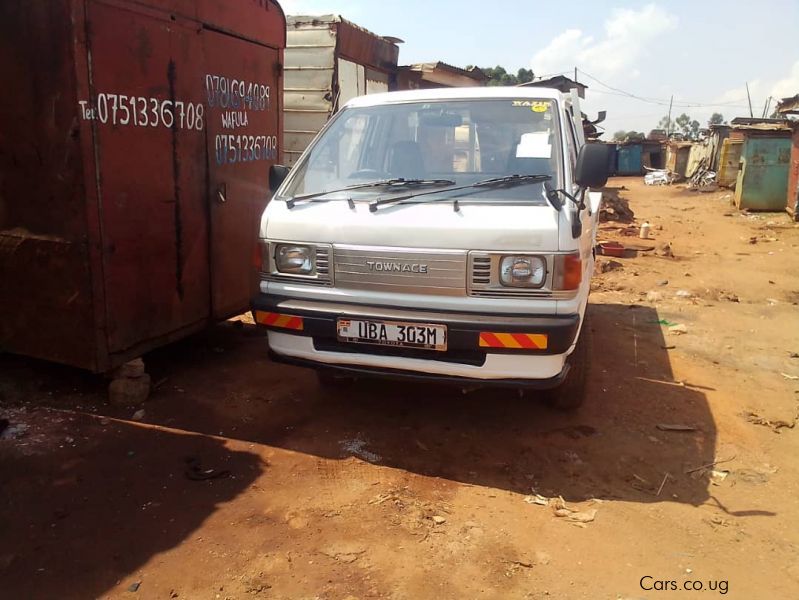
[516,132,552,159]
[512,100,551,112]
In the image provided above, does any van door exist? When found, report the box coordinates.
[203,30,282,318]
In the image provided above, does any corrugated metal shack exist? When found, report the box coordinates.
[776,94,799,220]
[0,0,286,372]
[283,15,400,166]
[717,138,744,187]
[395,62,487,90]
[665,141,693,180]
[519,75,588,99]
[729,118,794,211]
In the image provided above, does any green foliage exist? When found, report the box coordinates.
[613,130,645,142]
[474,65,536,87]
[709,112,725,125]
[656,113,704,139]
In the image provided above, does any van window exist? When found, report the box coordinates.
[283,98,563,201]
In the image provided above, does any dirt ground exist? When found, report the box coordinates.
[2,178,799,599]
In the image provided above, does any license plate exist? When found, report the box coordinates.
[337,319,447,351]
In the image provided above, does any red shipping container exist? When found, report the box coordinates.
[0,0,286,371]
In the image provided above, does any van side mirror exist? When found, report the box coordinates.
[269,164,290,194]
[575,144,610,189]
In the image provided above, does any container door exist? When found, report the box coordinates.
[84,2,210,354]
[338,58,365,107]
[203,31,281,318]
[735,137,792,210]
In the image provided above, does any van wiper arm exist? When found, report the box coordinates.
[368,174,552,212]
[286,178,456,208]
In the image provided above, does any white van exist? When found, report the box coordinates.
[254,87,609,409]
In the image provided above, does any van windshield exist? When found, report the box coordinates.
[280,98,562,202]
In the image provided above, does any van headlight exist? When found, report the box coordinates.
[500,255,546,288]
[275,244,314,274]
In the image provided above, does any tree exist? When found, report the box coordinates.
[709,112,725,126]
[471,65,536,87]
[613,130,645,142]
[613,130,628,142]
[657,115,671,131]
[516,68,535,84]
[667,113,702,140]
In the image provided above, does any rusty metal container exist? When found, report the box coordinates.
[615,143,643,175]
[283,15,400,166]
[0,0,286,372]
[665,142,692,180]
[717,139,743,188]
[734,133,792,211]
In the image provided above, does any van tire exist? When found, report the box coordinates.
[542,312,591,411]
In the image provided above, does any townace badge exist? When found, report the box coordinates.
[365,261,429,274]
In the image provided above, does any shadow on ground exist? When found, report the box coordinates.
[129,303,714,505]
[0,303,718,597]
[0,405,263,599]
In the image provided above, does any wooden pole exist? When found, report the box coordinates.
[746,82,753,117]
[666,95,673,135]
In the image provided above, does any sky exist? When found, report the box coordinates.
[279,0,799,135]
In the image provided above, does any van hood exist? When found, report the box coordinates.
[262,199,561,251]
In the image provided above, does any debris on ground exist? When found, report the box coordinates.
[522,494,599,527]
[339,436,382,463]
[131,409,146,422]
[655,242,675,258]
[320,544,366,564]
[128,581,141,593]
[668,324,688,335]
[598,259,624,273]
[656,424,697,432]
[651,318,677,326]
[675,290,694,299]
[684,455,737,475]
[718,290,740,302]
[646,291,663,302]
[710,470,729,485]
[108,375,151,406]
[523,494,550,506]
[644,169,676,186]
[184,457,231,481]
[600,188,635,223]
[431,515,447,525]
[741,410,798,433]
[656,472,671,496]
[598,240,625,257]
[0,420,28,440]
[780,373,799,381]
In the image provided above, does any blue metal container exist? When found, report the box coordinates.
[616,143,643,175]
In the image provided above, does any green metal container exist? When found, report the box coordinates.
[735,135,792,210]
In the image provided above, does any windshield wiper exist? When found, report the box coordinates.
[285,178,456,208]
[368,174,553,213]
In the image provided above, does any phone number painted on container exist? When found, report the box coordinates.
[205,75,271,111]
[215,134,278,165]
[79,94,204,130]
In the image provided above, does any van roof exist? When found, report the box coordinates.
[343,86,564,108]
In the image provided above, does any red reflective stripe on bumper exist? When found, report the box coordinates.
[255,311,304,331]
[479,332,548,349]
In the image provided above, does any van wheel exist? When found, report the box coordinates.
[315,370,354,389]
[542,313,591,411]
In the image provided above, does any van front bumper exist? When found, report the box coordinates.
[252,295,580,388]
